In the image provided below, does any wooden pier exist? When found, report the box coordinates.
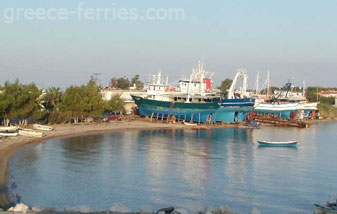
[254,115,309,128]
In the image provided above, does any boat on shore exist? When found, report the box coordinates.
[0,126,19,132]
[183,122,198,127]
[132,95,220,123]
[33,124,53,131]
[0,132,19,137]
[19,129,45,138]
[258,140,298,147]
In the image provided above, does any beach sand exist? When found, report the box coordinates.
[0,120,188,210]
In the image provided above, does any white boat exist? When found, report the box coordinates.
[33,124,53,131]
[0,132,18,137]
[0,126,19,132]
[183,122,198,127]
[254,103,300,111]
[258,140,298,147]
[19,129,45,138]
[299,102,319,110]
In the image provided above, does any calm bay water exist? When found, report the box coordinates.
[9,122,337,213]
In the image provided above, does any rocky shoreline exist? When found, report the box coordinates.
[0,202,262,214]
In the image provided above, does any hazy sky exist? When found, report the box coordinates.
[0,0,336,89]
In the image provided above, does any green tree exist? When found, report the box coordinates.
[106,95,125,114]
[0,80,46,123]
[43,87,62,111]
[59,81,105,123]
[131,74,144,89]
[117,77,131,89]
[219,79,233,94]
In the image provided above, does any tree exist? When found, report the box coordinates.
[59,81,105,123]
[43,87,62,111]
[219,79,233,94]
[106,95,125,114]
[117,77,131,89]
[0,80,46,124]
[131,74,144,89]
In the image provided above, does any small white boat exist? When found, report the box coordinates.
[0,126,19,132]
[258,140,298,147]
[33,124,53,131]
[0,132,19,137]
[19,129,45,138]
[183,122,198,127]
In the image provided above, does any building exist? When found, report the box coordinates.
[318,91,337,98]
[101,89,147,114]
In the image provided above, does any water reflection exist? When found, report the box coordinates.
[9,123,337,213]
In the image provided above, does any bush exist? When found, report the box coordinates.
[318,103,337,118]
[48,111,68,124]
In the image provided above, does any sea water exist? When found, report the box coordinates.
[9,122,337,213]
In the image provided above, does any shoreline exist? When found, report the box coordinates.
[0,121,192,210]
[0,119,332,210]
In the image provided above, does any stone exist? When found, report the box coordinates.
[175,208,188,214]
[138,206,155,214]
[249,208,262,214]
[108,203,131,213]
[31,206,56,213]
[211,205,238,214]
[64,205,91,213]
[13,203,29,213]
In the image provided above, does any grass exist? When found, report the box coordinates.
[318,103,337,118]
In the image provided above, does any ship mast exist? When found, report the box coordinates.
[256,72,260,96]
[267,70,271,96]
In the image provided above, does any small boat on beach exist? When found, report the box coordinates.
[0,126,19,132]
[0,132,18,137]
[258,140,298,147]
[19,129,45,138]
[33,124,53,131]
[183,122,198,127]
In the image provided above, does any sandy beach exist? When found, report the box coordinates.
[0,120,191,210]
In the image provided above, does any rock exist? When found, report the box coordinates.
[210,205,238,214]
[138,206,155,214]
[249,208,261,214]
[7,207,15,212]
[108,203,131,213]
[32,206,56,213]
[31,207,43,212]
[64,205,91,213]
[0,208,3,211]
[13,203,29,213]
[175,208,188,214]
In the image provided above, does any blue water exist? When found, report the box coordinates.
[9,122,337,213]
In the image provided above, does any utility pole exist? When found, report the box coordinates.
[91,73,102,87]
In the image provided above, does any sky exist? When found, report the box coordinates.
[0,0,336,89]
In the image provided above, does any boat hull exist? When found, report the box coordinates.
[221,98,255,107]
[258,141,298,148]
[214,107,252,123]
[132,96,219,123]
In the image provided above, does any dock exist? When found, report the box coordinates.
[254,115,309,128]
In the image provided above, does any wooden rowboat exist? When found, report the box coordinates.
[183,122,197,127]
[33,124,53,131]
[19,129,45,138]
[258,140,298,147]
[0,126,19,132]
[0,132,19,137]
